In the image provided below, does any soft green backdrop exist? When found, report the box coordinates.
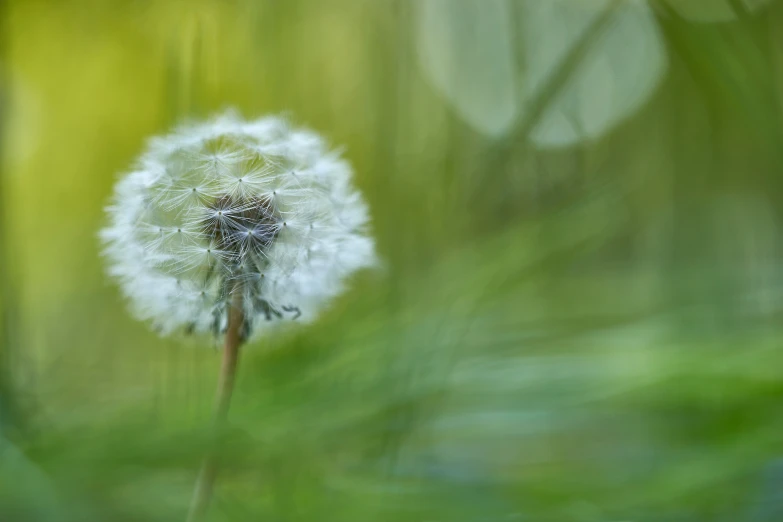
[2,1,783,520]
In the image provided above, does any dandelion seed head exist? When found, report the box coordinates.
[101,110,376,340]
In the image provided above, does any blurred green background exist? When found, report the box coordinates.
[2,0,783,520]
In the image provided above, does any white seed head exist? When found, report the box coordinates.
[101,111,376,340]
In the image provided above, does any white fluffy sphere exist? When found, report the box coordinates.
[101,111,376,340]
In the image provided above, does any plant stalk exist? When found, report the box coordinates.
[186,287,244,522]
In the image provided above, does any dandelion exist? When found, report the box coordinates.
[102,110,375,340]
[100,110,376,520]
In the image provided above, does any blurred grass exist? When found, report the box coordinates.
[2,0,783,521]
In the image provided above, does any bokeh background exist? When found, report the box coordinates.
[2,0,783,520]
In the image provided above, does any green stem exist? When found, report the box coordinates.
[186,287,244,522]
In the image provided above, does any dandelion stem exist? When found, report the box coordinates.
[187,285,244,522]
